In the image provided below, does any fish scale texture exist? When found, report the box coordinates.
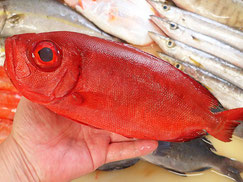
[4,31,243,142]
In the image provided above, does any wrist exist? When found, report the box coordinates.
[0,136,40,182]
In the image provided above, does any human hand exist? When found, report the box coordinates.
[0,97,157,182]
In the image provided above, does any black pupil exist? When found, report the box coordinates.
[168,41,172,45]
[176,64,180,68]
[163,5,167,9]
[38,47,53,62]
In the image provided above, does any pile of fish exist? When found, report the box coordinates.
[0,0,243,181]
[146,0,243,111]
[172,0,243,31]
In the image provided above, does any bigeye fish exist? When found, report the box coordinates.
[4,31,243,142]
[151,16,243,69]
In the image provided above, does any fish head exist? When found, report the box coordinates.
[149,32,177,54]
[4,32,81,104]
[160,55,185,72]
[147,0,171,18]
[151,15,179,36]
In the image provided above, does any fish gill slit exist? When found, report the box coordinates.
[51,69,73,98]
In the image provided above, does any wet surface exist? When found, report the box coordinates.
[73,136,243,182]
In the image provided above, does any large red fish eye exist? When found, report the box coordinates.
[31,41,61,71]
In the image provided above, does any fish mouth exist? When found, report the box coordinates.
[4,37,14,79]
[4,36,31,79]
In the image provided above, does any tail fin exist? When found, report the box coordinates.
[210,108,243,142]
[218,157,243,182]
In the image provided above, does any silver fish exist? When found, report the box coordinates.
[142,138,243,182]
[148,0,243,51]
[151,16,243,69]
[0,0,112,39]
[99,138,243,182]
[149,32,243,89]
[158,53,243,109]
[171,0,243,30]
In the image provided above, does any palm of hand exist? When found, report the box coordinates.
[9,97,157,182]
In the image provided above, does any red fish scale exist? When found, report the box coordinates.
[0,66,21,144]
[4,32,243,142]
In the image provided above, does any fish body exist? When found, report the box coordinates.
[149,32,243,89]
[148,0,243,51]
[4,31,243,142]
[99,138,243,182]
[151,16,243,69]
[171,0,243,30]
[0,0,111,39]
[142,138,243,182]
[158,53,243,109]
[63,0,161,45]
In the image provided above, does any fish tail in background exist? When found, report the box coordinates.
[216,157,243,182]
[210,108,243,142]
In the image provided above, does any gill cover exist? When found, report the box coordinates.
[4,33,81,104]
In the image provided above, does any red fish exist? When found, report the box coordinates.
[0,66,20,120]
[0,66,20,144]
[4,31,243,142]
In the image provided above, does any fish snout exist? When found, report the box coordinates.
[5,36,31,79]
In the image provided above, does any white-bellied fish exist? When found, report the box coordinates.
[158,53,243,109]
[63,0,162,45]
[171,0,243,30]
[151,16,243,69]
[149,32,243,89]
[0,0,112,39]
[148,0,243,51]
